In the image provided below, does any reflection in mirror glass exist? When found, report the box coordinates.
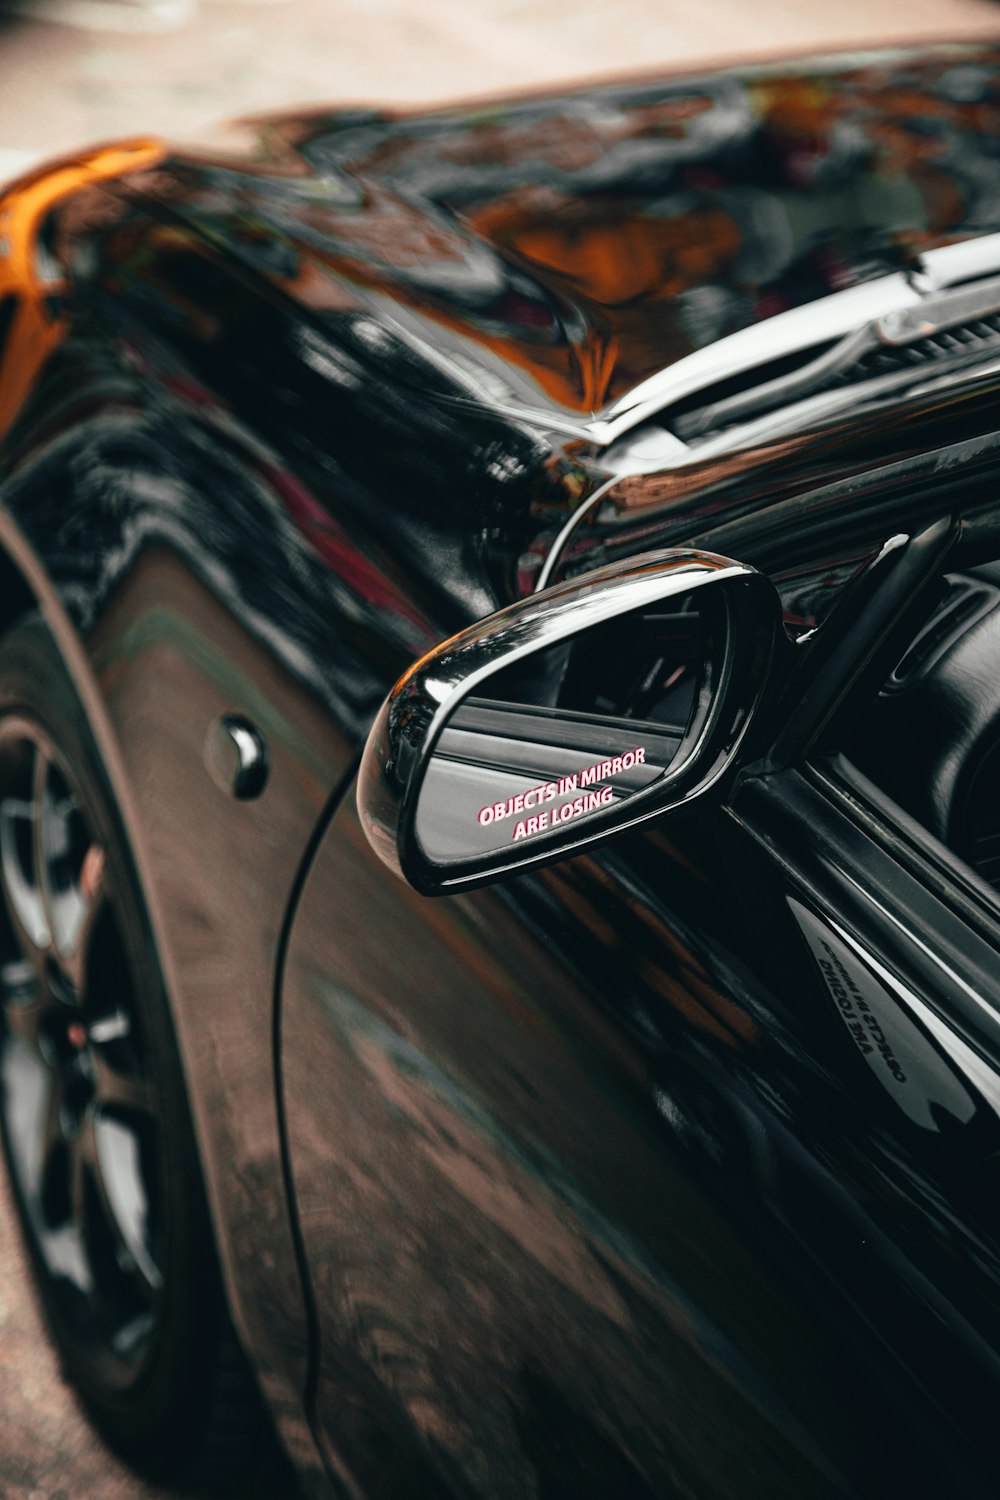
[415,584,726,866]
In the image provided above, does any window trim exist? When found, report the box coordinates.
[809,753,1000,950]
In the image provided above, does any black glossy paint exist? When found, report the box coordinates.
[1,40,1000,1499]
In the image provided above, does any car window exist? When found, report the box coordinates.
[839,558,1000,895]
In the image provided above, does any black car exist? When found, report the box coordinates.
[3,41,1000,1499]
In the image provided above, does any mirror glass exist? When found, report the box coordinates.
[414,583,727,866]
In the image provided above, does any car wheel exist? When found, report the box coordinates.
[0,615,261,1481]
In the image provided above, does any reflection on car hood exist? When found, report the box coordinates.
[124,43,1000,431]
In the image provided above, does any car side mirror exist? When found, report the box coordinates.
[358,549,781,893]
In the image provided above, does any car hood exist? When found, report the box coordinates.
[120,42,1000,433]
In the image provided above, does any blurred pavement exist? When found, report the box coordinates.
[1,0,998,177]
[0,1160,222,1500]
[0,0,998,1496]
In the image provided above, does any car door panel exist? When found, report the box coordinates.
[729,770,1000,1471]
[279,776,989,1497]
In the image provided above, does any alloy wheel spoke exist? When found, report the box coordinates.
[0,737,51,962]
[36,748,105,989]
[62,863,108,995]
[0,969,47,1051]
[90,1045,152,1121]
[80,1107,161,1296]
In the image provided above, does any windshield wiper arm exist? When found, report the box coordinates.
[678,271,1000,441]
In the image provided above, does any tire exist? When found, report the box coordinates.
[0,615,265,1483]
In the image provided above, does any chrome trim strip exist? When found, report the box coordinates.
[534,474,619,592]
[920,230,1000,290]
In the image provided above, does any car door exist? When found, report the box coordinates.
[278,579,1000,1500]
[729,759,1000,1477]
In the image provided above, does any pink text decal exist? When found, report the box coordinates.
[475,746,646,842]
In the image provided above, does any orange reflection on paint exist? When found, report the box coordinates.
[0,138,165,438]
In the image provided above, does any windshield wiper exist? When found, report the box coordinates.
[677,271,1000,440]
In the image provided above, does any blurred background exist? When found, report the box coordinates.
[0,0,997,1497]
[1,0,999,180]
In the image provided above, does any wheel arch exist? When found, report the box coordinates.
[0,483,336,1486]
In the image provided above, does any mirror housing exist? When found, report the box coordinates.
[359,549,780,894]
